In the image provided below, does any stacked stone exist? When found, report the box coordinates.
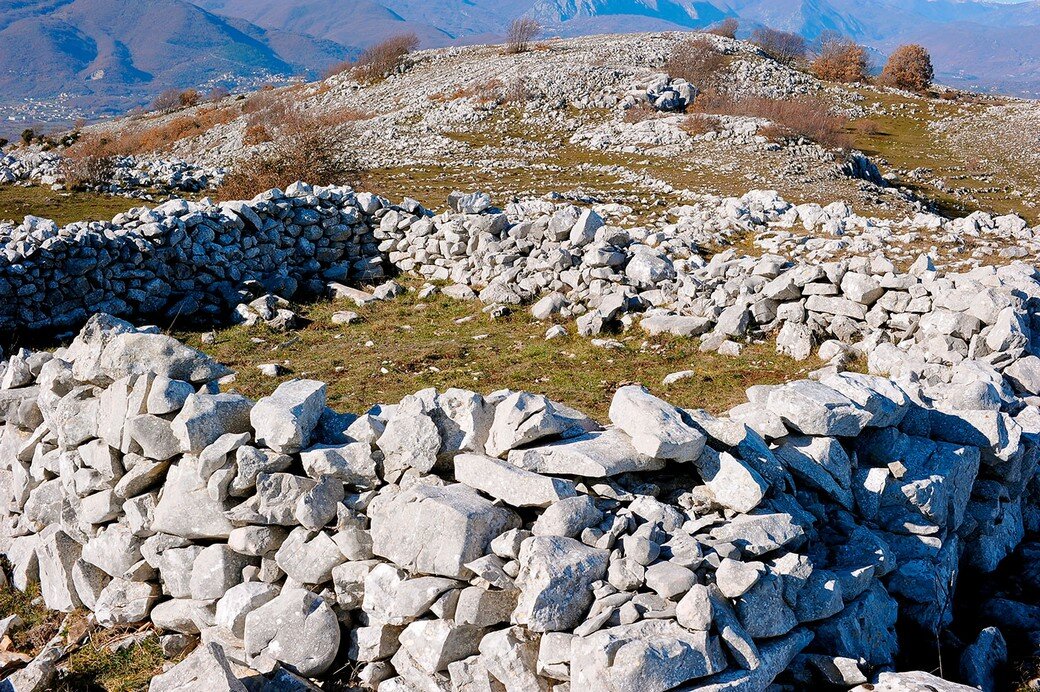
[0,151,62,185]
[106,156,227,193]
[0,182,383,333]
[1,314,1037,690]
[0,151,223,193]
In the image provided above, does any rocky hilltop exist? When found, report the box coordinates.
[2,28,1040,692]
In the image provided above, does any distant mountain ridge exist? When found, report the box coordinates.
[0,0,349,127]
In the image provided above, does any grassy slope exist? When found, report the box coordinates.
[178,278,824,420]
[849,88,1040,225]
[0,186,135,226]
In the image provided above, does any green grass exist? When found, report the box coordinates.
[56,635,168,692]
[849,88,1039,224]
[0,579,168,692]
[0,186,138,226]
[178,278,823,420]
[0,581,64,655]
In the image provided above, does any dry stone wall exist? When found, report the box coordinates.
[0,183,383,335]
[0,313,1036,690]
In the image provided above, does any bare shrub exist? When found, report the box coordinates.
[751,28,807,66]
[60,134,118,189]
[664,36,728,89]
[853,118,883,137]
[323,59,352,79]
[881,44,934,93]
[706,18,738,39]
[351,33,420,83]
[151,89,182,112]
[217,112,363,200]
[680,114,717,137]
[693,92,852,149]
[207,86,230,102]
[812,36,868,83]
[505,17,540,54]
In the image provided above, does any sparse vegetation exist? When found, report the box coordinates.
[59,133,118,189]
[345,33,421,83]
[20,128,34,145]
[0,184,139,225]
[207,86,230,102]
[150,88,182,112]
[0,579,168,692]
[177,88,201,108]
[505,17,540,54]
[882,44,935,93]
[217,110,364,200]
[750,27,807,66]
[706,18,739,39]
[664,36,728,89]
[694,93,852,150]
[812,35,868,83]
[180,275,823,420]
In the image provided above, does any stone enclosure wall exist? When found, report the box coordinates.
[0,183,383,335]
[0,313,1036,690]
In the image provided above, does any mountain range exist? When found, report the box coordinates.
[1,0,1038,137]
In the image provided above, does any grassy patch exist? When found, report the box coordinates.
[0,185,134,226]
[56,634,168,692]
[0,581,168,692]
[849,88,1039,223]
[179,279,821,420]
[0,581,64,655]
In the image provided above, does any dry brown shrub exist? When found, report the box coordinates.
[503,77,531,105]
[623,102,659,124]
[217,111,363,200]
[693,91,852,149]
[351,33,420,83]
[61,134,120,189]
[125,107,237,154]
[449,78,504,104]
[663,36,728,89]
[706,18,738,39]
[853,118,883,137]
[680,114,717,137]
[812,37,868,83]
[751,28,807,66]
[242,123,272,146]
[178,89,201,108]
[505,17,540,54]
[881,44,934,93]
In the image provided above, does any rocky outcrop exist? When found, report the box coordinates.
[2,314,1038,689]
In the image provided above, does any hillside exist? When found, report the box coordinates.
[186,0,1040,96]
[3,0,1038,135]
[75,32,1038,239]
[5,28,1040,692]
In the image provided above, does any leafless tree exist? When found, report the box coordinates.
[751,27,807,66]
[506,17,540,54]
